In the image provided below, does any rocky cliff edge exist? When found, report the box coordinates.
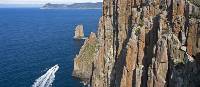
[73,0,200,87]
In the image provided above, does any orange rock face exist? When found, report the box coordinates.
[73,0,200,87]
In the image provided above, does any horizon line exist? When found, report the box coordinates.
[0,1,103,5]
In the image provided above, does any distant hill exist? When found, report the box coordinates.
[41,2,102,9]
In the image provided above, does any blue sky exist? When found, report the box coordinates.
[0,0,103,4]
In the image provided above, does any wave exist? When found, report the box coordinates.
[32,64,59,87]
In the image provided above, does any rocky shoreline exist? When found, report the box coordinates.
[73,0,200,87]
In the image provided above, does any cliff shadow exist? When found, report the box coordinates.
[109,3,134,86]
[141,15,160,87]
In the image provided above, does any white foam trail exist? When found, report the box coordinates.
[32,64,59,87]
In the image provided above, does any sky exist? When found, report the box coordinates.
[0,0,103,4]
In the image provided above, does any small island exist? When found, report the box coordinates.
[41,2,102,9]
[74,24,85,39]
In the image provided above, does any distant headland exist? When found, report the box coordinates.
[41,2,102,9]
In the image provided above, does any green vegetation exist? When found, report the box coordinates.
[135,27,141,36]
[79,42,97,64]
[189,13,200,19]
[84,44,97,57]
[188,0,200,19]
[173,58,185,65]
[189,0,200,7]
[139,20,144,27]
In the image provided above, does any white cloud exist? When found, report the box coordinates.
[0,0,103,4]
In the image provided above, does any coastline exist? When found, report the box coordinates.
[40,8,102,10]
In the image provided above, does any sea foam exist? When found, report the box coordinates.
[32,64,59,87]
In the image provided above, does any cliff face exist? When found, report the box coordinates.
[73,32,97,84]
[73,0,200,87]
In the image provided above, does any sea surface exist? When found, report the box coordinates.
[0,8,102,87]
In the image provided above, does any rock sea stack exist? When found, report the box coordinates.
[74,24,84,39]
[73,0,200,87]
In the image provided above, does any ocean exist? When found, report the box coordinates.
[0,8,102,87]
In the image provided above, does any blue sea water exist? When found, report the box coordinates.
[0,8,102,87]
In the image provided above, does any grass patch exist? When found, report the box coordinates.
[79,42,97,64]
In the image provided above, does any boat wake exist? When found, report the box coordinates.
[32,64,59,87]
